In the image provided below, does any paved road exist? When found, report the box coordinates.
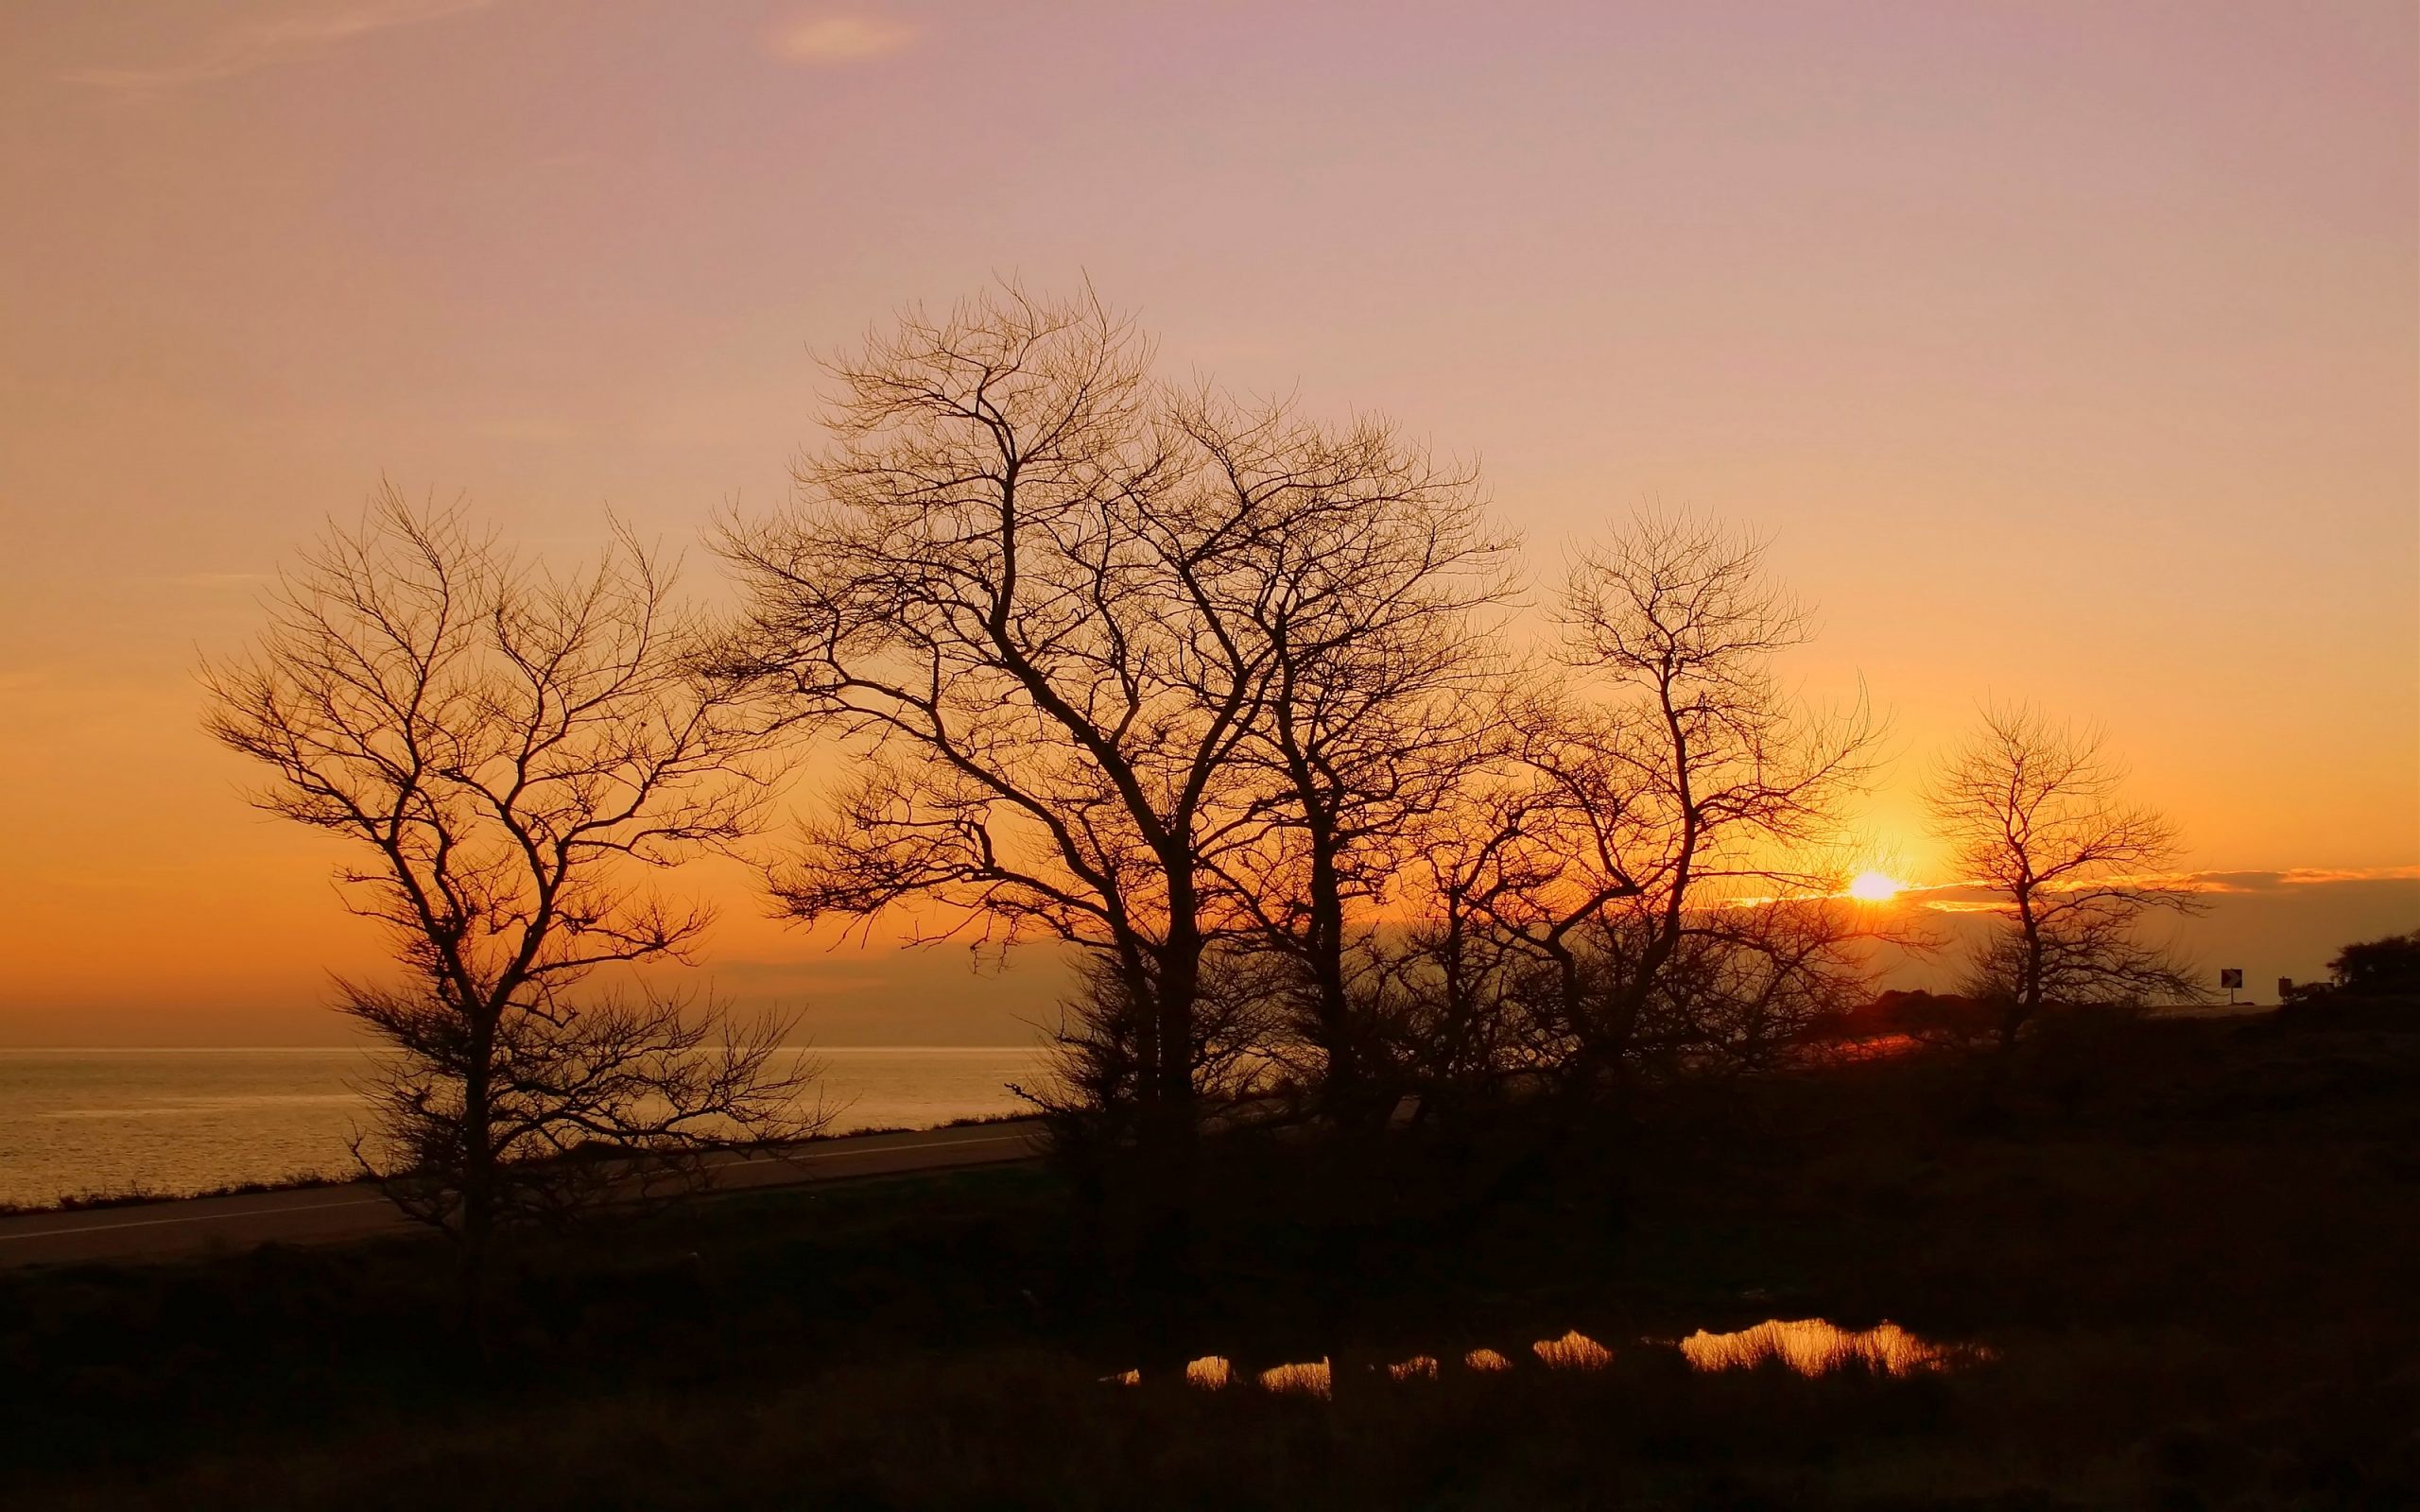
[0,1120,1046,1270]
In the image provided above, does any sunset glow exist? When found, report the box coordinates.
[0,8,2411,1503]
[0,1,2410,1047]
[1847,871,1905,903]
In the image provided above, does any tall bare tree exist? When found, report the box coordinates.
[1928,705,2206,1046]
[717,286,1270,1178]
[1169,391,1518,1125]
[201,489,815,1274]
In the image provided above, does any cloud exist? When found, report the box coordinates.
[1902,866,2420,911]
[766,14,922,64]
[2153,867,2420,896]
[61,0,496,92]
[2272,866,2420,887]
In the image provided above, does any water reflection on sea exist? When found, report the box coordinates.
[0,1045,1041,1208]
[1108,1319,1993,1396]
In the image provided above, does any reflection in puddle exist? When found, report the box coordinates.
[1678,1319,1993,1377]
[1258,1360,1332,1398]
[1531,1330,1614,1370]
[1113,1319,1987,1393]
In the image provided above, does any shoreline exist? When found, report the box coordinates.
[0,1108,1043,1220]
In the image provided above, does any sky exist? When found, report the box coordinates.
[1,0,2413,1045]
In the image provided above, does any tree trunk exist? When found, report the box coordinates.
[1304,822,1366,1127]
[1137,895,1204,1296]
[2004,890,2045,1051]
[456,1011,497,1332]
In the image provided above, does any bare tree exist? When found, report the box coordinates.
[1168,390,1519,1125]
[1542,513,1880,1086]
[717,285,1271,1182]
[201,489,816,1275]
[1365,699,1650,1109]
[1928,705,2207,1046]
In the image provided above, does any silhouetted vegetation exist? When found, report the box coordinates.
[1927,706,2208,1047]
[716,287,1889,1216]
[2326,928,2420,997]
[143,283,2393,1508]
[5,1019,2415,1509]
[191,288,2230,1266]
[2281,927,2420,1030]
[199,492,821,1280]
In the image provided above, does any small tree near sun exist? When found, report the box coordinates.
[202,488,821,1280]
[1927,705,2207,1047]
[1545,512,1881,1083]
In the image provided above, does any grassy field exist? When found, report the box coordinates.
[5,1014,2415,1510]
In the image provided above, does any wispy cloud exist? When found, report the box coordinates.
[61,0,496,92]
[2269,865,2420,887]
[1900,866,2420,911]
[766,13,922,64]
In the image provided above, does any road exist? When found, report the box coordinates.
[0,1119,1046,1270]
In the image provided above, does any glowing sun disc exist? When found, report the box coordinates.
[1847,870,1902,902]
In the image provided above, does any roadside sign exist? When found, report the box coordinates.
[2218,969,2243,988]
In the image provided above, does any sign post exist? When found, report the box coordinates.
[2218,968,2243,1006]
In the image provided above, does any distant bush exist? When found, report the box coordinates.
[2329,929,2420,998]
[1832,988,1999,1044]
[2280,927,2420,1030]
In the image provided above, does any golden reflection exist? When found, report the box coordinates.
[1677,1318,1985,1377]
[1101,1319,1989,1392]
[1257,1359,1333,1398]
[1530,1330,1614,1370]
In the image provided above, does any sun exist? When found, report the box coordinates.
[1846,869,1903,903]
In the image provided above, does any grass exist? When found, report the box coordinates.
[5,1015,2415,1509]
[0,1170,354,1217]
[0,1117,1048,1215]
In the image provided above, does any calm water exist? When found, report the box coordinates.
[0,1046,1044,1209]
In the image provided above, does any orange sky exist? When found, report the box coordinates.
[2,1,2413,1043]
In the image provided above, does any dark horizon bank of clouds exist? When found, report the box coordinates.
[3,871,2411,1050]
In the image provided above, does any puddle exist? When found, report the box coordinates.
[1531,1330,1615,1370]
[1257,1360,1332,1398]
[1676,1318,1991,1377]
[1105,1318,1989,1391]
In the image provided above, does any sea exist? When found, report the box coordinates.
[0,1045,1046,1210]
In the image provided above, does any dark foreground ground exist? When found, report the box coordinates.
[4,1015,2415,1511]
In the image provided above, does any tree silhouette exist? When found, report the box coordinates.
[1360,517,1880,1113]
[1545,513,1879,1084]
[202,489,816,1277]
[1167,388,1517,1126]
[718,285,1269,1190]
[1927,705,2207,1045]
[2325,929,2420,998]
